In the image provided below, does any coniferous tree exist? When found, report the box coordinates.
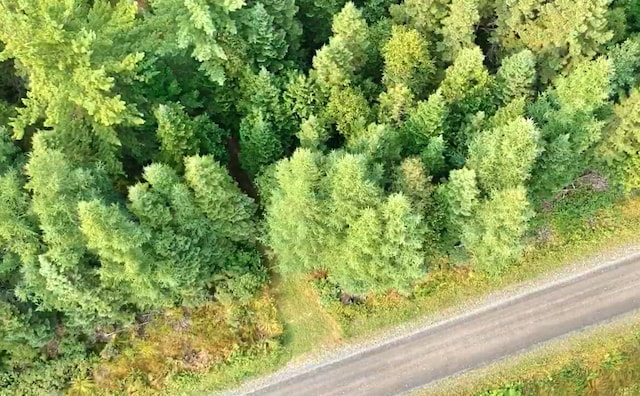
[266,148,326,275]
[312,2,370,92]
[597,89,640,192]
[439,0,480,62]
[493,0,613,81]
[438,46,494,163]
[462,187,533,276]
[155,102,228,169]
[495,50,537,104]
[439,167,480,247]
[467,117,540,193]
[239,109,284,177]
[389,0,450,43]
[530,57,611,198]
[0,0,145,173]
[147,0,246,84]
[381,25,434,96]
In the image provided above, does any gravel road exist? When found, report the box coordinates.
[233,250,640,396]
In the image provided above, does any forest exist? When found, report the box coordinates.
[0,0,639,394]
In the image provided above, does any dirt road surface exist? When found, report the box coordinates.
[236,253,640,396]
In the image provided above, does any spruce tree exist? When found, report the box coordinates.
[467,117,540,193]
[381,25,435,96]
[493,0,613,80]
[462,187,532,276]
[598,89,640,192]
[439,0,480,62]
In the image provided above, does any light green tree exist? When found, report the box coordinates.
[389,0,450,42]
[326,86,371,140]
[439,167,480,247]
[147,0,245,84]
[381,25,435,96]
[266,149,326,275]
[467,117,541,193]
[493,0,613,81]
[495,50,537,104]
[0,0,145,173]
[312,2,370,91]
[154,102,227,168]
[378,84,416,126]
[597,89,640,192]
[439,0,480,62]
[530,57,611,198]
[462,187,533,276]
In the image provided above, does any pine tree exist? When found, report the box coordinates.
[438,46,494,162]
[297,116,329,150]
[597,89,640,192]
[296,0,349,49]
[378,84,415,126]
[22,134,125,330]
[0,0,144,138]
[379,193,426,294]
[266,149,326,275]
[439,167,480,247]
[530,57,611,198]
[78,200,164,309]
[312,2,370,91]
[326,86,371,140]
[381,25,435,96]
[239,109,284,177]
[495,50,537,104]
[147,0,245,85]
[0,0,146,175]
[238,3,289,71]
[462,187,532,276]
[607,36,640,98]
[493,0,613,81]
[183,155,257,244]
[467,117,540,193]
[155,102,228,169]
[402,92,447,149]
[389,0,450,42]
[439,0,480,62]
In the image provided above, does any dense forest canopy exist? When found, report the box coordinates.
[0,0,639,393]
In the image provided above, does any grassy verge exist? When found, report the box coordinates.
[272,274,342,359]
[159,190,640,395]
[413,311,640,396]
[155,274,342,396]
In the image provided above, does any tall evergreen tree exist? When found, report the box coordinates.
[381,25,434,96]
[462,187,532,276]
[155,102,228,169]
[312,2,370,91]
[439,0,480,62]
[493,0,613,80]
[495,50,537,104]
[530,57,611,198]
[597,88,640,192]
[467,117,540,193]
